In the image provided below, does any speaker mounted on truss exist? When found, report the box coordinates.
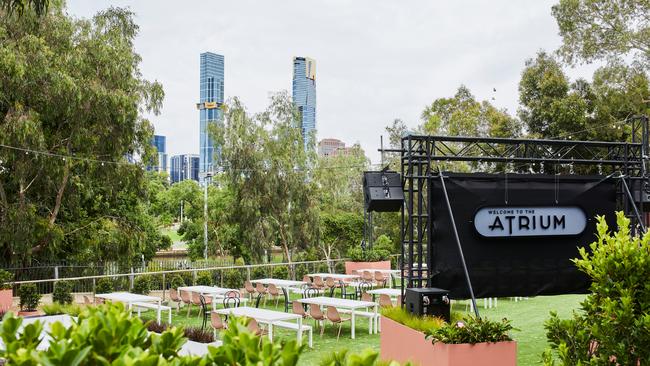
[363,169,404,212]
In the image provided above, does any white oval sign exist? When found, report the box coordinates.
[473,206,586,237]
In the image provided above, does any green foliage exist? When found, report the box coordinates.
[334,261,345,274]
[0,2,166,266]
[552,0,649,68]
[319,211,364,262]
[195,271,213,286]
[272,265,289,280]
[223,269,243,290]
[0,269,13,290]
[0,0,49,16]
[347,247,391,262]
[320,348,402,366]
[381,306,445,333]
[42,303,83,316]
[426,316,514,344]
[95,278,114,294]
[52,280,73,304]
[543,212,650,365]
[251,266,268,280]
[133,275,152,295]
[170,275,185,289]
[18,284,40,311]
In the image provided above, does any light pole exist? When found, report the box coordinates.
[201,171,214,260]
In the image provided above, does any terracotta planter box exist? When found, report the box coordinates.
[345,260,391,274]
[380,316,517,366]
[0,288,12,311]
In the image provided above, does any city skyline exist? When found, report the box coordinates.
[67,1,606,165]
[292,57,317,149]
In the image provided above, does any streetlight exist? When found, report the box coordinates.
[200,170,214,260]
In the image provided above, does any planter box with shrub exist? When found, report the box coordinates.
[18,283,41,316]
[380,308,516,366]
[0,269,13,310]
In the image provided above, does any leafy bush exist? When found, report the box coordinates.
[0,269,13,290]
[543,212,650,365]
[184,326,214,343]
[381,306,445,333]
[295,264,308,279]
[133,275,152,295]
[42,303,82,316]
[18,284,41,311]
[320,348,401,366]
[52,281,73,304]
[95,278,114,294]
[426,316,514,344]
[170,275,185,289]
[223,269,244,289]
[251,266,267,280]
[272,265,289,280]
[196,271,213,286]
[334,261,345,274]
[347,246,391,262]
[317,263,330,273]
[180,271,193,286]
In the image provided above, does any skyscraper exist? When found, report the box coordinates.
[198,52,225,181]
[292,57,316,149]
[148,134,167,173]
[170,154,200,184]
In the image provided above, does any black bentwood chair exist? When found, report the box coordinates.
[223,290,241,309]
[199,294,210,330]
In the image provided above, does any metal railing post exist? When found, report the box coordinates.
[162,273,166,301]
[129,267,134,291]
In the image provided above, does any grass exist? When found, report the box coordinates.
[160,227,183,243]
[139,292,585,365]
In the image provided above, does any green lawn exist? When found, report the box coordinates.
[140,294,584,365]
[160,227,183,243]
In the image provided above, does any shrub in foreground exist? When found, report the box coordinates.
[18,284,40,311]
[0,269,13,290]
[95,278,114,294]
[425,316,514,344]
[543,212,650,365]
[133,275,152,295]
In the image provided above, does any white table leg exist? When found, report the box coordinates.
[157,300,161,323]
[297,317,303,345]
[351,309,356,339]
[268,323,274,341]
[374,305,379,334]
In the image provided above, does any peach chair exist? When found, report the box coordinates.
[210,311,226,339]
[362,271,373,283]
[309,305,326,336]
[379,294,393,308]
[360,292,372,302]
[180,290,192,316]
[325,277,341,297]
[246,318,267,337]
[313,276,325,290]
[169,288,181,312]
[374,271,387,287]
[350,270,360,276]
[255,283,268,306]
[326,306,351,340]
[83,295,92,305]
[191,291,211,318]
[244,281,256,300]
[292,301,309,319]
[302,275,312,286]
[268,284,281,307]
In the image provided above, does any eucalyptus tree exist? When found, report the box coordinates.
[0,4,166,265]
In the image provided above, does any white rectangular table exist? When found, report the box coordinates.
[95,292,163,323]
[214,306,304,344]
[367,288,401,297]
[296,296,377,339]
[307,273,359,281]
[250,279,307,312]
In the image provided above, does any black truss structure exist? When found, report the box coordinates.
[397,116,650,290]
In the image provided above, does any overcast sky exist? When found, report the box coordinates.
[66,0,601,165]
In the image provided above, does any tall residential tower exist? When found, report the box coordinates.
[198,52,224,181]
[292,57,316,149]
[148,134,167,174]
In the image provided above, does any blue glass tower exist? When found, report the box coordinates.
[292,57,316,149]
[170,154,200,184]
[148,134,167,173]
[198,52,224,181]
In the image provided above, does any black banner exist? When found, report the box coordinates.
[429,173,616,298]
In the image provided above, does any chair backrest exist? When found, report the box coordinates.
[191,291,202,305]
[358,281,372,295]
[223,295,240,309]
[169,288,180,301]
[360,292,372,302]
[309,304,324,319]
[314,276,324,286]
[199,294,209,310]
[247,318,261,335]
[292,301,306,316]
[225,290,240,298]
[397,295,402,306]
[374,271,385,282]
[244,281,255,293]
[325,277,336,287]
[268,284,279,295]
[180,290,191,303]
[302,275,312,284]
[362,271,373,281]
[210,311,224,330]
[379,294,393,308]
[83,295,91,305]
[350,270,359,276]
[255,283,267,293]
[303,287,319,299]
[326,306,341,322]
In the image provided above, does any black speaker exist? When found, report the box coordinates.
[405,287,450,321]
[363,171,404,212]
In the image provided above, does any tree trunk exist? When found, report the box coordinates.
[31,163,70,254]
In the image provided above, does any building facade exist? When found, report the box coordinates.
[292,57,316,149]
[148,134,167,173]
[318,138,345,157]
[170,154,200,184]
[198,52,225,181]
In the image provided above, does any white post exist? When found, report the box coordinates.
[203,178,208,260]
